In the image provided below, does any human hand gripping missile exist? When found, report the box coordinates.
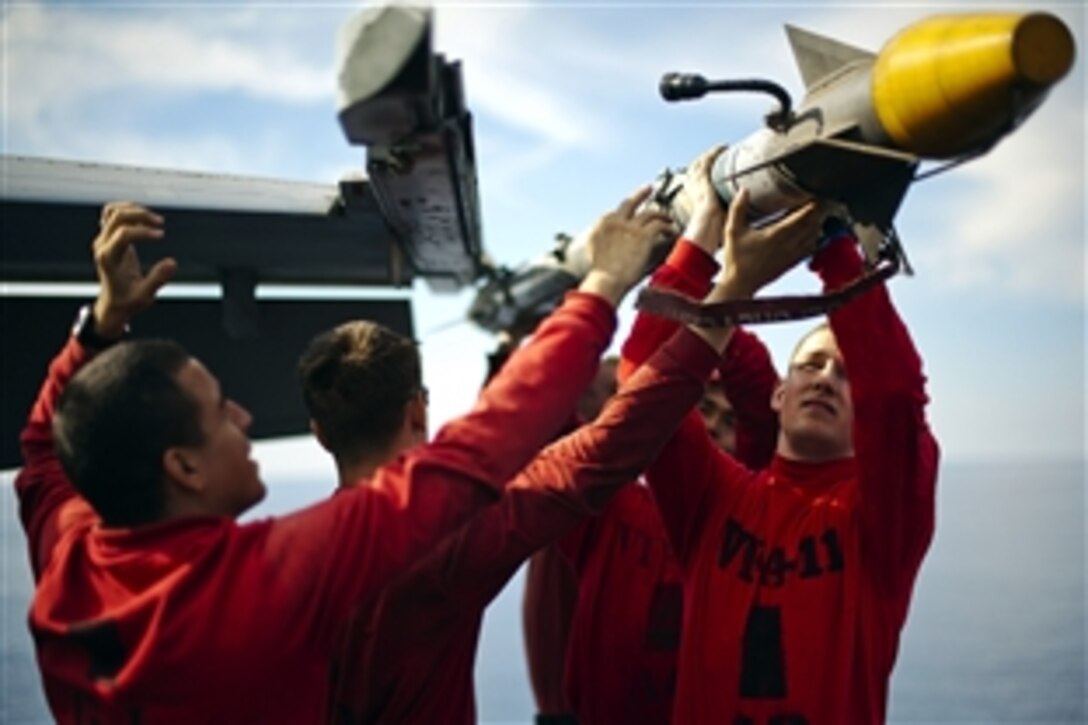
[469,11,1075,334]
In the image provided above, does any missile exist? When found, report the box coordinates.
[664,11,1076,254]
[468,232,587,338]
[468,11,1076,334]
[467,228,672,336]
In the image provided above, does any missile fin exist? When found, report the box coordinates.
[785,25,875,90]
[774,137,916,232]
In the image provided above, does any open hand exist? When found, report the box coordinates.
[716,189,823,299]
[91,202,177,337]
[680,144,728,254]
[578,186,673,306]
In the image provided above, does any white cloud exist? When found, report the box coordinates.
[3,4,335,131]
[476,138,568,212]
[426,4,626,215]
[1,4,363,177]
[434,4,804,143]
[435,4,606,148]
[903,65,1085,302]
[2,3,627,210]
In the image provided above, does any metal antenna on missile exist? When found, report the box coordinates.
[659,73,795,131]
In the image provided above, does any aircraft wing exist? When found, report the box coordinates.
[3,155,411,287]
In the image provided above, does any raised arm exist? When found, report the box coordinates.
[16,203,175,578]
[18,339,99,579]
[619,147,724,382]
[411,326,722,614]
[630,147,822,565]
[813,235,939,597]
[620,243,778,471]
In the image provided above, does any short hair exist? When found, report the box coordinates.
[53,339,205,527]
[297,321,422,464]
[788,321,832,367]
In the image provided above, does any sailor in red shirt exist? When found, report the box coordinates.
[520,356,759,723]
[520,359,618,725]
[524,148,793,725]
[556,312,781,725]
[14,194,668,724]
[624,149,940,724]
[523,339,781,725]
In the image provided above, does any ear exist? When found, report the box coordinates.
[407,396,427,437]
[770,380,786,414]
[162,447,203,494]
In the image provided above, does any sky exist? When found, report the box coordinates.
[1,0,1084,478]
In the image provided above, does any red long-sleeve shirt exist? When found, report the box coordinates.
[522,543,579,717]
[628,239,939,725]
[523,240,780,725]
[329,326,721,724]
[16,292,619,724]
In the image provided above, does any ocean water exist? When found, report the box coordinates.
[2,460,1084,724]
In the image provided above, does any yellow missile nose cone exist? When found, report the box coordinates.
[872,13,1076,158]
[1013,13,1075,85]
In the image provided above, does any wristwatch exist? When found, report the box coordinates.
[73,304,127,350]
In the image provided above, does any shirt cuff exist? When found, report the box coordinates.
[667,238,720,281]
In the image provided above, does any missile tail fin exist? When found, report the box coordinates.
[775,137,916,234]
[785,25,875,89]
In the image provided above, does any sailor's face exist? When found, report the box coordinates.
[698,384,737,454]
[175,359,266,516]
[773,328,854,461]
